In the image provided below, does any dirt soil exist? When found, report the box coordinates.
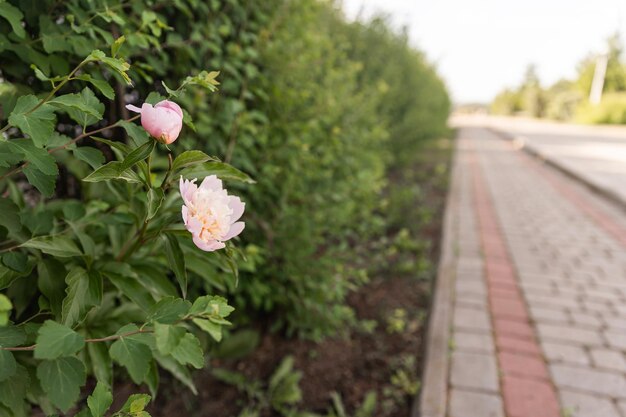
[147,138,453,417]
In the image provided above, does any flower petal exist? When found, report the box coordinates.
[155,100,184,118]
[223,221,245,241]
[228,196,245,222]
[181,205,188,224]
[199,175,223,192]
[125,104,143,113]
[192,235,225,252]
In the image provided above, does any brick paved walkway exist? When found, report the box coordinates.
[433,126,626,417]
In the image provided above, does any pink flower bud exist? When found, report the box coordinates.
[179,175,245,252]
[126,100,183,144]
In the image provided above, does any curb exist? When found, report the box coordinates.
[486,127,626,213]
[411,140,460,417]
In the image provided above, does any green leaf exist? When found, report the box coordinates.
[154,322,184,355]
[76,75,115,100]
[0,365,28,414]
[117,120,150,146]
[87,342,112,387]
[0,294,11,327]
[49,88,104,126]
[0,325,25,347]
[83,161,143,184]
[2,251,26,272]
[105,271,155,312]
[146,188,164,221]
[120,394,151,413]
[182,70,220,92]
[189,295,234,317]
[181,161,254,184]
[86,50,132,85]
[34,320,85,360]
[154,353,197,394]
[92,136,131,155]
[0,198,20,235]
[37,357,86,413]
[23,164,57,197]
[87,381,112,417]
[0,2,25,38]
[73,146,105,169]
[7,138,57,174]
[170,333,204,369]
[111,35,126,57]
[21,235,82,257]
[0,350,16,381]
[120,140,155,171]
[8,96,56,147]
[162,233,187,298]
[172,151,216,173]
[148,296,191,324]
[192,318,222,342]
[37,259,67,319]
[61,267,102,327]
[109,325,152,384]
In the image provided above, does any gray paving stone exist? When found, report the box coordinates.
[450,351,499,392]
[559,389,621,417]
[542,342,590,366]
[551,364,626,398]
[449,388,504,417]
[453,306,491,332]
[537,323,603,346]
[590,348,626,372]
[453,330,495,354]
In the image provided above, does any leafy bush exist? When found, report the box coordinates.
[575,93,626,124]
[0,0,450,413]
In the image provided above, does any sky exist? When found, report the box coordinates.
[341,0,626,104]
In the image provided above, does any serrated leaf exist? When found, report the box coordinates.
[154,322,185,355]
[34,321,85,360]
[172,151,216,173]
[154,353,197,394]
[120,140,155,171]
[73,146,105,169]
[61,267,102,327]
[21,235,82,257]
[8,96,56,147]
[37,259,66,319]
[148,297,190,324]
[0,2,25,38]
[170,333,204,369]
[109,325,152,384]
[111,35,126,57]
[83,161,143,184]
[87,342,112,387]
[0,326,25,348]
[87,381,112,417]
[0,350,16,381]
[87,50,131,85]
[2,251,26,272]
[7,138,57,174]
[0,198,20,235]
[181,161,254,184]
[49,88,104,126]
[105,271,155,311]
[117,120,150,146]
[120,394,151,413]
[0,365,28,414]
[162,233,187,298]
[23,165,57,196]
[76,75,115,100]
[37,357,85,412]
[192,318,222,342]
[146,188,164,221]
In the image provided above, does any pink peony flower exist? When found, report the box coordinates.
[179,175,245,251]
[126,100,183,144]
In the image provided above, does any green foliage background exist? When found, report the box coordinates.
[0,0,449,414]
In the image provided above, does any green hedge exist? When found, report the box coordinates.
[0,0,449,413]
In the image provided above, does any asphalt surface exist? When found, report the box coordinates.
[451,115,626,207]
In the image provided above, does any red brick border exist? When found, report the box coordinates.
[470,152,561,417]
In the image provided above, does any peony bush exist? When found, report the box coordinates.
[0,27,250,416]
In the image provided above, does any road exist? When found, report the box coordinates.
[450,114,626,207]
